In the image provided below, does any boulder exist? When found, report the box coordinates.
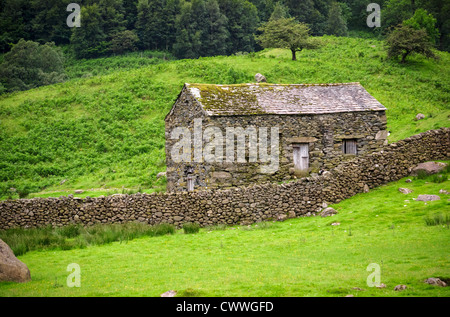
[415,113,425,120]
[74,190,84,194]
[276,214,287,222]
[424,278,447,287]
[0,239,31,283]
[161,290,177,297]
[398,188,413,194]
[416,194,440,201]
[411,161,447,176]
[255,73,267,83]
[156,172,166,179]
[320,207,337,217]
[394,284,407,291]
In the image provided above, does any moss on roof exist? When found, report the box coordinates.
[185,82,386,116]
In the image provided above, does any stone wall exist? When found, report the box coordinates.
[0,128,448,230]
[165,86,388,192]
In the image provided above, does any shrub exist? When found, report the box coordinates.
[424,213,450,226]
[0,39,66,92]
[182,222,200,234]
[111,30,139,55]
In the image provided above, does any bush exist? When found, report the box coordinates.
[182,222,200,234]
[111,30,139,55]
[0,222,177,256]
[0,39,66,92]
[424,213,450,226]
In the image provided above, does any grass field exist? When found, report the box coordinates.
[1,36,449,199]
[1,171,448,297]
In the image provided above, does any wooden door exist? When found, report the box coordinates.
[293,144,309,171]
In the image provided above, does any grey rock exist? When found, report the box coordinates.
[74,190,84,194]
[416,194,440,201]
[398,188,413,194]
[439,189,449,195]
[405,179,412,183]
[161,290,177,297]
[276,214,287,222]
[156,172,166,179]
[0,239,31,283]
[424,278,447,287]
[415,113,425,120]
[363,184,370,193]
[411,161,447,176]
[255,73,267,83]
[320,207,337,217]
[394,284,407,291]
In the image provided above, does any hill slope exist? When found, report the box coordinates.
[0,36,449,199]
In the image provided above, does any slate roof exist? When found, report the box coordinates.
[184,82,386,116]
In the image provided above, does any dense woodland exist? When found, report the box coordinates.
[0,0,448,59]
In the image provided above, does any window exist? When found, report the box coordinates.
[342,139,357,155]
[293,143,309,171]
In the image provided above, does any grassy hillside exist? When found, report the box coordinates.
[0,172,449,296]
[0,36,449,199]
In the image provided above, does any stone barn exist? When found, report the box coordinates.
[165,82,388,192]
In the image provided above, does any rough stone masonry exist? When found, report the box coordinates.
[0,128,448,230]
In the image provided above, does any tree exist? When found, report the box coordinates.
[70,4,109,58]
[218,0,259,54]
[0,39,66,92]
[135,0,167,50]
[203,0,229,56]
[269,1,290,21]
[257,17,317,60]
[111,30,139,54]
[173,0,205,59]
[325,1,348,36]
[385,24,436,63]
[403,9,440,45]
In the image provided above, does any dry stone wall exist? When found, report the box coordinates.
[0,128,448,230]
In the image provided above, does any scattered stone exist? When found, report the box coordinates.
[345,294,354,297]
[410,161,447,176]
[398,188,413,194]
[60,179,67,185]
[363,184,370,193]
[161,290,177,297]
[0,239,31,283]
[352,287,365,291]
[320,207,337,217]
[376,283,386,289]
[415,113,425,120]
[288,210,296,218]
[439,189,449,195]
[254,73,267,83]
[276,214,287,222]
[331,222,340,226]
[156,172,166,179]
[394,284,407,291]
[74,190,84,194]
[416,194,440,201]
[405,179,412,183]
[424,278,447,287]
